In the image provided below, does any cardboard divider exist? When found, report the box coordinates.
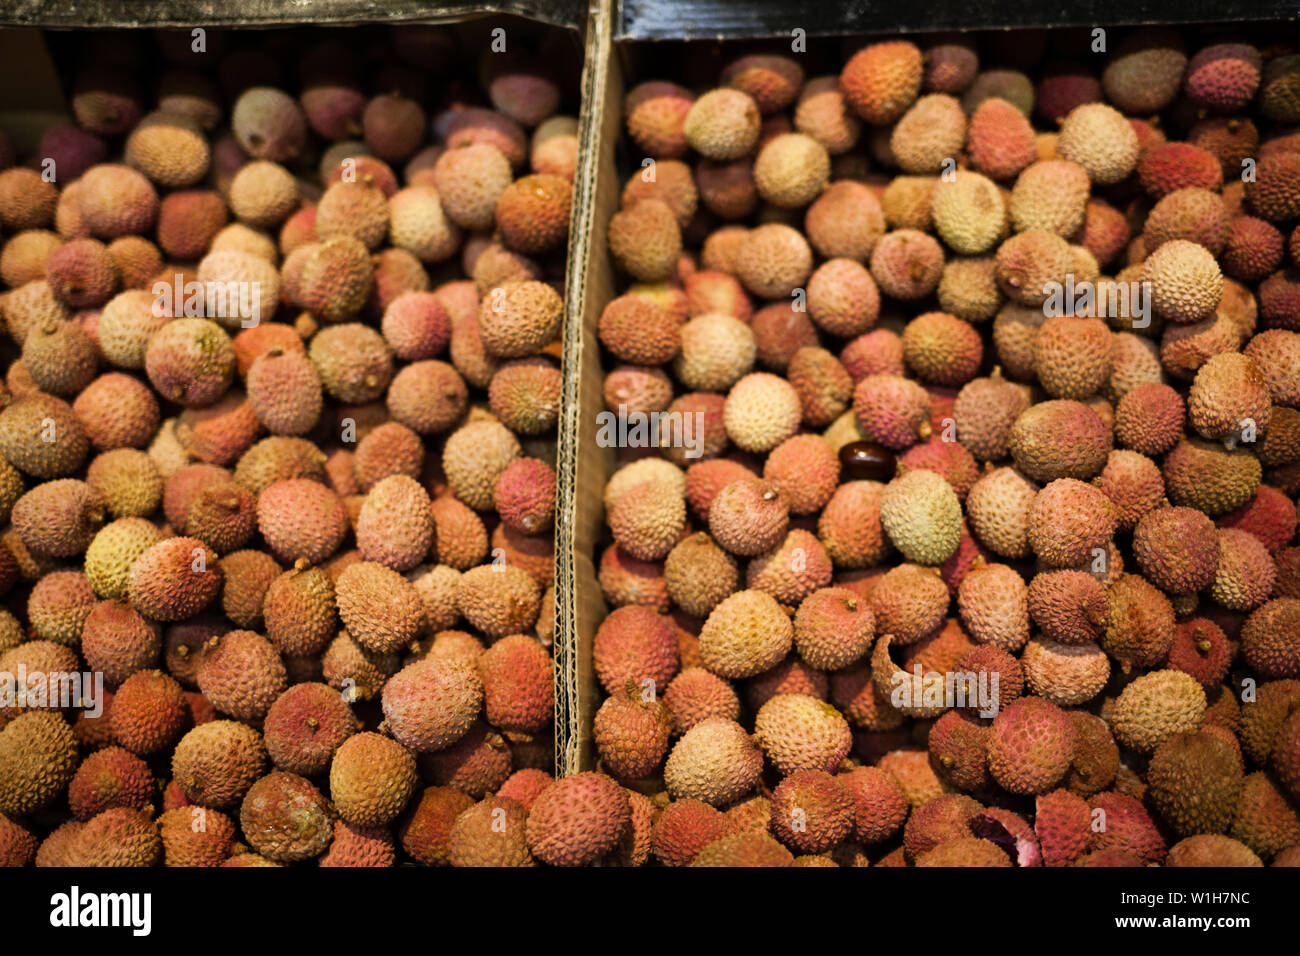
[554,0,617,776]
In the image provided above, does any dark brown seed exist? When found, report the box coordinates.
[839,440,896,481]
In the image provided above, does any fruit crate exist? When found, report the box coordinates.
[554,0,1300,780]
[0,0,596,786]
[0,7,588,785]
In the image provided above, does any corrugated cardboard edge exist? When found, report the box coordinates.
[0,0,585,30]
[554,0,617,777]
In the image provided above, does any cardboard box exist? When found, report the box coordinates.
[0,0,586,31]
[550,7,1300,777]
[1,7,586,777]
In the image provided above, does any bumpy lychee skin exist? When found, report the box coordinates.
[249,475,344,563]
[1027,478,1116,568]
[840,41,923,125]
[870,229,944,301]
[227,161,297,229]
[607,478,686,562]
[329,731,417,827]
[262,560,336,658]
[996,230,1072,307]
[891,93,966,177]
[1114,384,1185,456]
[1009,160,1089,236]
[592,604,679,694]
[598,293,682,366]
[625,81,693,158]
[663,717,763,806]
[750,133,828,210]
[794,587,874,671]
[1241,599,1300,680]
[526,773,631,867]
[1132,507,1221,596]
[880,469,962,566]
[379,656,482,754]
[1102,574,1177,672]
[478,634,553,735]
[692,830,794,867]
[987,697,1076,795]
[11,480,105,559]
[1009,400,1111,483]
[651,798,732,867]
[494,458,556,536]
[967,96,1037,180]
[1187,351,1271,443]
[355,475,434,572]
[662,667,741,735]
[68,743,156,816]
[868,564,947,646]
[903,311,984,387]
[64,808,162,867]
[455,561,541,637]
[927,709,992,792]
[1028,571,1108,645]
[155,805,235,866]
[1163,437,1260,517]
[128,536,222,622]
[608,200,681,283]
[0,712,79,817]
[336,560,425,654]
[769,770,855,853]
[753,693,852,778]
[1057,103,1139,186]
[144,318,236,409]
[1147,730,1244,838]
[698,589,791,679]
[1111,670,1208,756]
[262,682,359,777]
[0,395,91,479]
[239,771,333,863]
[110,669,188,756]
[853,374,932,450]
[246,348,322,436]
[593,684,671,782]
[683,88,761,161]
[723,372,802,453]
[1142,238,1223,324]
[76,164,159,239]
[706,479,785,559]
[197,629,287,722]
[232,87,306,162]
[736,222,814,300]
[171,720,266,810]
